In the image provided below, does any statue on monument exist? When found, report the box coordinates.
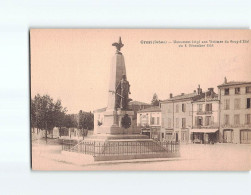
[112,36,124,53]
[116,74,131,110]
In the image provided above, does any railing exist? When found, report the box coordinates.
[62,140,180,156]
[197,111,213,115]
[193,125,219,129]
[221,124,251,128]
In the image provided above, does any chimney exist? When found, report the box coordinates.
[224,77,227,84]
[208,88,214,93]
[170,93,173,99]
[197,84,202,95]
[208,88,214,97]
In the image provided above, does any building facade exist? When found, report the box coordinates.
[218,78,251,144]
[191,88,220,144]
[160,87,203,143]
[137,106,162,140]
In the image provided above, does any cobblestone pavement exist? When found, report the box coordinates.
[32,140,251,171]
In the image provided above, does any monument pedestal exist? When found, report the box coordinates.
[96,109,141,135]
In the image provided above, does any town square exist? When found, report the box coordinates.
[30,29,251,170]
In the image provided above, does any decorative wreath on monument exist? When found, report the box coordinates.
[121,114,131,129]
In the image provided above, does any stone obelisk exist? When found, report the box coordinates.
[107,37,126,111]
[96,37,136,135]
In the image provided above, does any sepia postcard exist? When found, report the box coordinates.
[30,29,251,171]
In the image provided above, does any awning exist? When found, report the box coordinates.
[190,129,218,133]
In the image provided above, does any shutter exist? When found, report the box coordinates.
[195,117,198,127]
[211,116,214,126]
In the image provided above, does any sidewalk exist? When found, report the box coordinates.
[32,141,251,171]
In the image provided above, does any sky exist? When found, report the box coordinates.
[30,29,251,114]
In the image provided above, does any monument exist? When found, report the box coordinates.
[62,37,180,161]
[92,37,146,138]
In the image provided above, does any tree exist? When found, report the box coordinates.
[31,94,67,142]
[151,93,160,106]
[78,110,94,130]
[64,114,78,128]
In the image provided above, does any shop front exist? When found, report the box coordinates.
[165,130,174,142]
[141,128,151,138]
[141,127,161,140]
[240,129,251,144]
[190,128,218,144]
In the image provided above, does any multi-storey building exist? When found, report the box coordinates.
[137,106,162,140]
[160,86,203,143]
[191,88,220,144]
[218,78,251,144]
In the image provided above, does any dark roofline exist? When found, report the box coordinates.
[128,100,150,106]
[138,106,161,113]
[217,81,251,88]
[161,93,199,103]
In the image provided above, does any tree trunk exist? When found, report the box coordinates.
[45,130,47,144]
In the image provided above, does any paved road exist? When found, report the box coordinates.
[32,141,251,171]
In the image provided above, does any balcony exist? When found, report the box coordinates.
[193,125,219,129]
[221,124,251,128]
[196,111,213,115]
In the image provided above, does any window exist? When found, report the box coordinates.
[176,104,179,113]
[175,118,179,128]
[205,103,212,112]
[224,114,230,125]
[197,116,203,126]
[168,118,171,128]
[246,86,251,93]
[235,87,240,94]
[205,116,211,126]
[197,104,203,112]
[157,117,160,125]
[247,98,251,109]
[167,105,171,113]
[224,99,230,110]
[234,98,241,110]
[182,118,186,128]
[245,114,251,125]
[224,88,229,95]
[161,118,164,127]
[150,117,155,125]
[182,103,186,112]
[234,114,240,125]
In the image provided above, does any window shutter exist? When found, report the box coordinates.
[211,116,214,126]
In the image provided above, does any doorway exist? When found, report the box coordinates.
[240,129,251,144]
[223,129,233,143]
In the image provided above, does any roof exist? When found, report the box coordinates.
[128,100,150,106]
[162,92,199,103]
[218,81,251,88]
[193,92,219,102]
[138,106,161,113]
[193,96,219,102]
[93,107,106,113]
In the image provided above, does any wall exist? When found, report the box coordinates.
[219,85,251,143]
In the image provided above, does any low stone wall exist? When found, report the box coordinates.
[94,152,180,161]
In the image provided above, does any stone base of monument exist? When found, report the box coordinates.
[62,137,180,162]
[96,109,138,134]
